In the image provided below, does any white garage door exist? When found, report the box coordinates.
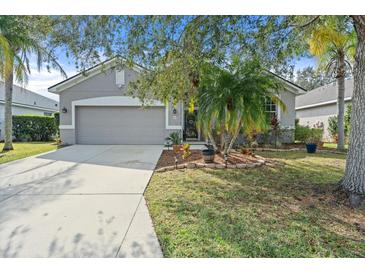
[75,106,165,144]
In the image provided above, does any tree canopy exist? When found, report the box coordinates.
[51,16,309,103]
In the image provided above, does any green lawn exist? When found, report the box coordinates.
[0,142,58,164]
[323,142,348,150]
[146,151,365,257]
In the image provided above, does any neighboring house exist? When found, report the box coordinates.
[48,57,306,145]
[0,81,59,140]
[296,79,353,141]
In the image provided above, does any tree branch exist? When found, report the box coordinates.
[289,16,320,29]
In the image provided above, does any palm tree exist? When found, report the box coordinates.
[197,57,286,155]
[307,17,356,151]
[0,16,66,151]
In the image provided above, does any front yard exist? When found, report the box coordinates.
[0,142,58,164]
[146,151,365,257]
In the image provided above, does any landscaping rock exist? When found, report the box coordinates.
[205,163,216,168]
[227,164,236,169]
[187,163,196,169]
[156,167,166,172]
[246,163,255,168]
[176,164,186,169]
[196,163,206,168]
[165,166,175,171]
[236,164,247,169]
[215,164,225,169]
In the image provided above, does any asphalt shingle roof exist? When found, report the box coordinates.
[296,79,353,109]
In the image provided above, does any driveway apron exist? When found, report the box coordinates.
[0,145,163,258]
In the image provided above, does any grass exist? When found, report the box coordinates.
[0,142,58,164]
[323,142,348,150]
[146,151,365,257]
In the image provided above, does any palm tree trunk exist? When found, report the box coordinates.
[227,119,242,154]
[220,121,225,151]
[207,130,218,151]
[341,16,365,207]
[337,54,346,151]
[223,131,231,156]
[2,58,14,151]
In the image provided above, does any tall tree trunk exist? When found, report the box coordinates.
[341,16,365,207]
[336,54,346,151]
[2,58,14,151]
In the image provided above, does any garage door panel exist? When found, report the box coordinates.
[76,106,165,144]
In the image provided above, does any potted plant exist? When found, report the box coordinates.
[165,132,182,154]
[305,128,323,153]
[202,143,215,163]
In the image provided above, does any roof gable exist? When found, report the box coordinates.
[48,57,145,94]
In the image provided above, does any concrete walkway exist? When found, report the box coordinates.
[0,145,163,258]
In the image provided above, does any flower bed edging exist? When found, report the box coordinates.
[155,158,266,172]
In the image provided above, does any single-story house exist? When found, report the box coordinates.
[0,81,59,140]
[49,57,306,145]
[296,79,353,141]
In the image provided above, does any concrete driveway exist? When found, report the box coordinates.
[0,145,163,258]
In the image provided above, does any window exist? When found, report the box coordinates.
[264,98,277,120]
[44,112,52,116]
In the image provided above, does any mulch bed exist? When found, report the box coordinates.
[156,149,261,169]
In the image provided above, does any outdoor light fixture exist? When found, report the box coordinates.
[62,107,68,113]
[172,107,177,115]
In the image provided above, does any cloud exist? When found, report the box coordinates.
[15,64,77,101]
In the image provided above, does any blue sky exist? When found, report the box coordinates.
[24,53,316,102]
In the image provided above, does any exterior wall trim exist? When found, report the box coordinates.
[296,96,352,111]
[59,96,173,130]
[165,104,183,130]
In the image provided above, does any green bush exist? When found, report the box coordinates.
[328,116,338,140]
[295,123,323,144]
[53,112,60,136]
[306,128,323,144]
[13,115,57,141]
[327,104,352,142]
[295,124,311,143]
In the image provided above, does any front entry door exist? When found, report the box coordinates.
[184,110,199,140]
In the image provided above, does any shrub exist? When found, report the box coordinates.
[53,112,60,136]
[295,124,311,143]
[328,116,338,141]
[165,131,182,145]
[305,128,323,144]
[13,115,57,141]
[328,104,352,142]
[345,104,352,136]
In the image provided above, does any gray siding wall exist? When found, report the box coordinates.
[279,89,296,129]
[296,102,352,141]
[58,66,183,144]
[60,128,76,144]
[59,67,139,125]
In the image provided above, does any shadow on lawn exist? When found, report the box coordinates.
[149,153,365,257]
[256,151,346,160]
